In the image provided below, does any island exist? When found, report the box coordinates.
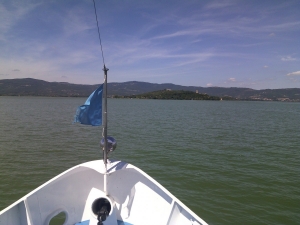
[115,89,225,100]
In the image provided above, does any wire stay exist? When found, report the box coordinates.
[92,0,106,66]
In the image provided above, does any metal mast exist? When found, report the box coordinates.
[93,0,113,196]
[102,65,109,196]
[103,65,109,165]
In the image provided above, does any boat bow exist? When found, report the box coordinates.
[0,160,208,225]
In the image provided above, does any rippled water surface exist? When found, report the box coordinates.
[0,97,299,225]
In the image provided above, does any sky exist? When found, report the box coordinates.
[1,0,300,89]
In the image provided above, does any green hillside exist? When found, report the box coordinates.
[120,90,221,100]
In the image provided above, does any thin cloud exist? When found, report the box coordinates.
[287,71,300,76]
[223,78,237,85]
[204,2,234,9]
[62,7,94,37]
[1,1,300,88]
[281,56,297,61]
[175,53,215,66]
[265,21,300,30]
[149,28,214,40]
[0,2,39,40]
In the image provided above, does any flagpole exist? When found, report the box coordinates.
[103,64,109,195]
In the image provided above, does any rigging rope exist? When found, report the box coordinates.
[92,0,106,66]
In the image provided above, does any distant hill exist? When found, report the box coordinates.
[0,78,299,101]
[0,78,98,97]
[120,89,221,100]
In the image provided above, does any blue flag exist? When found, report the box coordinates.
[74,84,103,126]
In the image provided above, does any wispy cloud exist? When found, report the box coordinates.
[222,78,237,85]
[0,2,39,40]
[204,1,235,9]
[265,21,300,31]
[149,28,214,40]
[1,0,300,88]
[287,71,300,76]
[281,56,297,61]
[62,6,94,37]
[144,12,299,48]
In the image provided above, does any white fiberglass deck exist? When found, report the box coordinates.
[0,160,208,225]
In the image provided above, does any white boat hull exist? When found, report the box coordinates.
[0,160,208,225]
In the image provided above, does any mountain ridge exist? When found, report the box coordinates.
[0,78,299,101]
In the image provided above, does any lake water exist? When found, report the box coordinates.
[0,97,299,225]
